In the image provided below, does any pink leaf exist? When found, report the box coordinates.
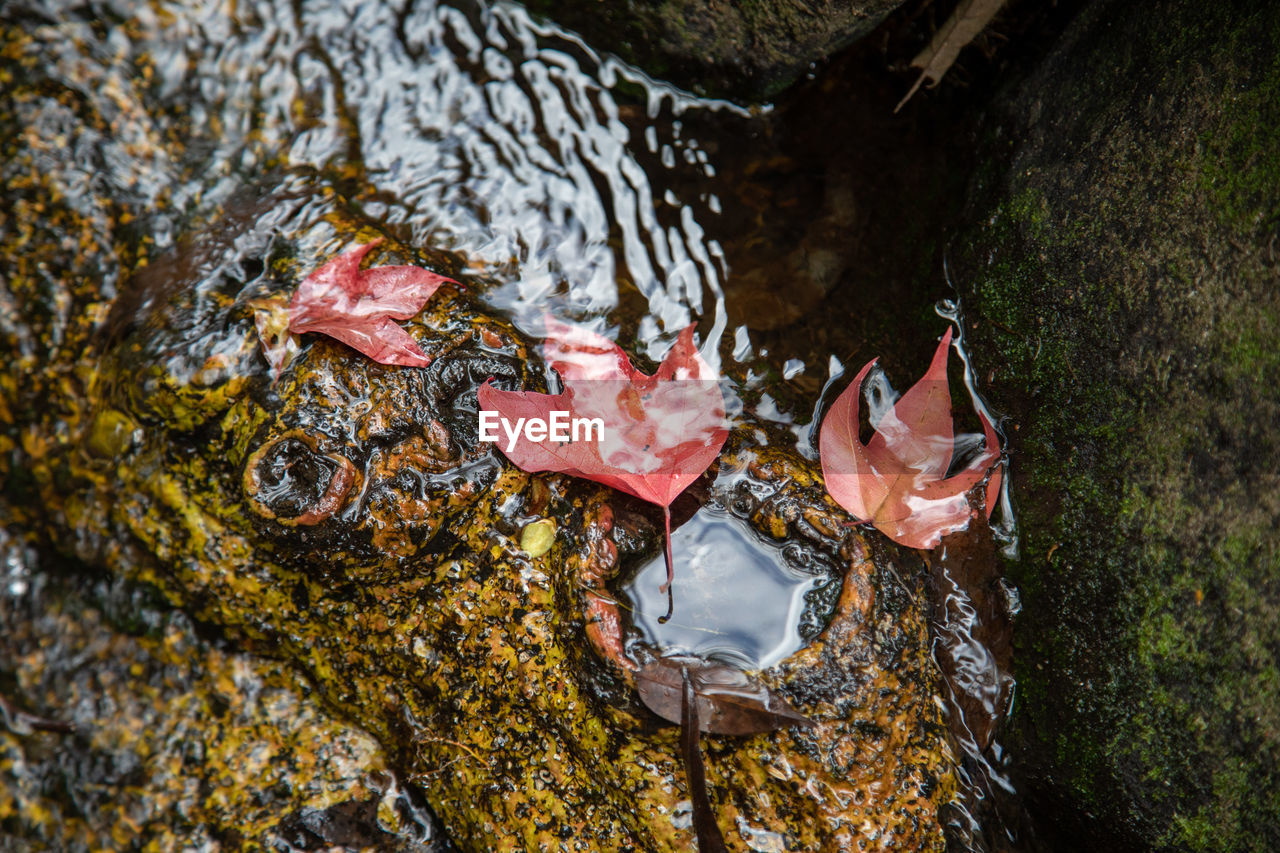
[286,239,455,367]
[478,322,727,509]
[819,328,1001,549]
[480,321,727,617]
[542,317,639,382]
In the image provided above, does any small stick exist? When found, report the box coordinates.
[0,692,74,734]
[681,667,728,853]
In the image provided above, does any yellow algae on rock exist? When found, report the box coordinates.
[0,6,961,850]
[0,554,435,849]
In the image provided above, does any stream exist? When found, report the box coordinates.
[2,0,1025,849]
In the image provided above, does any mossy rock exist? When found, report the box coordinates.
[0,3,962,849]
[519,0,905,102]
[956,0,1280,849]
[0,533,449,851]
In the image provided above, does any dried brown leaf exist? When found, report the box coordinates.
[636,656,814,735]
[896,0,1007,111]
[250,295,298,382]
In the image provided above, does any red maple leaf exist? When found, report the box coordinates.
[819,328,1001,549]
[287,238,456,367]
[478,319,728,610]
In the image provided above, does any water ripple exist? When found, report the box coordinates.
[214,0,739,364]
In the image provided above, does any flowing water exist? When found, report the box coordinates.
[2,0,1025,848]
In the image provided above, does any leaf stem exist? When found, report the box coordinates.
[658,504,674,623]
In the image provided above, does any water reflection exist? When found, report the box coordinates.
[621,509,820,669]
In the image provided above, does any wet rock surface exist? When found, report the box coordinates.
[2,210,960,848]
[956,0,1280,849]
[0,528,450,851]
[519,0,907,102]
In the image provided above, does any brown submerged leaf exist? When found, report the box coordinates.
[636,656,814,735]
[896,0,1007,112]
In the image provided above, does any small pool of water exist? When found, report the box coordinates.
[619,509,820,670]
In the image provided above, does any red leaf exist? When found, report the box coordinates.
[819,328,1001,549]
[286,238,455,367]
[477,319,727,508]
[480,320,727,617]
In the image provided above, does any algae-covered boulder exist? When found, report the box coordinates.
[1,203,961,849]
[519,0,905,101]
[0,1,963,849]
[0,527,449,851]
[957,0,1280,848]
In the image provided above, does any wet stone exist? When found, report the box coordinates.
[0,0,968,849]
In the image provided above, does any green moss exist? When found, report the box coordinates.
[1198,15,1280,234]
[956,1,1280,848]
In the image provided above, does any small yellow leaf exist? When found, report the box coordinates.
[520,519,556,558]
